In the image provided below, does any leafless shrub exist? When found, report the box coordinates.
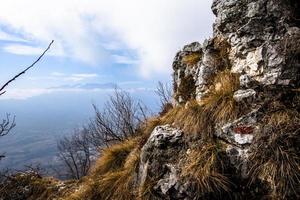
[155,81,173,116]
[89,89,148,147]
[57,128,95,180]
[0,114,15,137]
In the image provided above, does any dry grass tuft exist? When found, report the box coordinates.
[65,139,140,200]
[182,52,202,66]
[201,69,240,123]
[138,175,161,200]
[161,70,241,137]
[160,101,213,137]
[248,111,300,199]
[213,37,231,69]
[95,148,140,200]
[175,74,196,102]
[0,171,78,200]
[181,143,231,198]
[91,138,137,176]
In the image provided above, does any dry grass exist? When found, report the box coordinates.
[201,69,240,123]
[91,138,137,176]
[248,112,300,199]
[65,138,141,200]
[0,171,78,200]
[213,37,231,69]
[160,101,213,137]
[94,148,140,200]
[182,52,202,66]
[161,70,241,137]
[175,74,196,102]
[138,175,161,200]
[181,143,231,198]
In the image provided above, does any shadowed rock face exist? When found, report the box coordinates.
[139,0,300,199]
[212,0,300,86]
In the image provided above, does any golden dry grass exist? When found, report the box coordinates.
[181,143,231,198]
[138,175,161,200]
[161,101,213,137]
[95,148,140,200]
[65,139,140,200]
[182,52,202,66]
[201,69,240,123]
[91,138,137,176]
[175,74,196,102]
[161,69,242,136]
[248,107,300,199]
[213,37,231,69]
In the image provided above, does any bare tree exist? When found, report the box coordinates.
[0,114,15,138]
[155,81,172,106]
[56,88,148,179]
[155,81,173,116]
[0,114,16,160]
[57,128,94,179]
[88,88,148,147]
[0,40,54,161]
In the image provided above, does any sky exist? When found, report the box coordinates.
[0,0,214,100]
[0,0,214,170]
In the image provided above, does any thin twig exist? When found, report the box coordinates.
[0,40,54,96]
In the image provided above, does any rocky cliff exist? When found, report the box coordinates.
[139,0,300,199]
[1,0,299,199]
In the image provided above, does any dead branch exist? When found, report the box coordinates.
[0,40,54,96]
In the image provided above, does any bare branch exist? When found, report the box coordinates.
[0,114,16,137]
[155,81,172,106]
[0,40,54,96]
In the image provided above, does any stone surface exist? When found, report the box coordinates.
[214,109,261,178]
[212,0,300,86]
[138,125,187,199]
[215,109,259,146]
[233,89,256,102]
[142,0,300,198]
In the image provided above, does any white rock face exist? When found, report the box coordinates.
[233,89,256,102]
[231,47,264,77]
[147,125,183,147]
[233,133,254,145]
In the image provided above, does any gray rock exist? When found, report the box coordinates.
[215,109,259,146]
[212,0,300,86]
[233,89,256,102]
[138,125,187,199]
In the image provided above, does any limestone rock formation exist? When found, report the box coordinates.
[140,0,300,199]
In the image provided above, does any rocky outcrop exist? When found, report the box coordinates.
[140,0,300,199]
[138,125,188,199]
[173,0,300,105]
[212,0,300,86]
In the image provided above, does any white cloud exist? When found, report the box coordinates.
[67,73,98,82]
[0,0,214,77]
[0,30,27,42]
[3,44,64,56]
[112,54,138,65]
[28,72,99,82]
